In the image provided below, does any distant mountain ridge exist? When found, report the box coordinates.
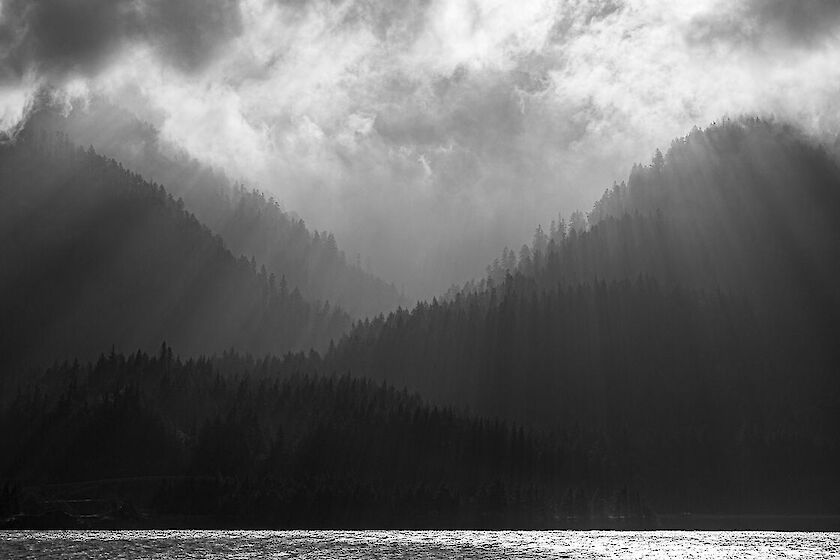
[24,95,406,318]
[0,124,350,371]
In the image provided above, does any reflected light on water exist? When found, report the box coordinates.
[1,530,839,559]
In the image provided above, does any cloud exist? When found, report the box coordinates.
[140,0,244,72]
[688,0,840,48]
[3,0,840,298]
[0,0,243,84]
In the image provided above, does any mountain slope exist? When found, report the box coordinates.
[545,119,840,306]
[0,127,349,371]
[25,97,405,317]
[320,119,840,515]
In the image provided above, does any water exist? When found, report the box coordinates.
[1,530,838,559]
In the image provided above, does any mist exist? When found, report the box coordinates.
[3,0,840,298]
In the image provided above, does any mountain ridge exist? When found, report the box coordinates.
[0,124,349,372]
[21,94,406,318]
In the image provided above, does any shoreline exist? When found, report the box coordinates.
[4,513,840,532]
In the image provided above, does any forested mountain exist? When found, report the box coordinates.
[322,119,840,516]
[0,347,650,529]
[25,98,405,318]
[3,117,838,525]
[490,119,840,308]
[0,127,349,371]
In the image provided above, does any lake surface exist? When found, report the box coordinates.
[1,530,839,559]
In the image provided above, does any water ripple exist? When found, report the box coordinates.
[1,530,838,559]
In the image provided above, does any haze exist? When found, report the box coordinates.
[3,0,840,299]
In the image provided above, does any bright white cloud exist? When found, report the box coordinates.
[0,83,30,130]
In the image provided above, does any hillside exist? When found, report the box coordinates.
[321,119,840,516]
[0,127,349,371]
[25,97,405,318]
[476,120,840,301]
[0,347,649,529]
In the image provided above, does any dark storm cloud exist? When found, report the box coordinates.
[141,0,244,72]
[0,0,243,84]
[689,0,840,48]
[0,0,128,81]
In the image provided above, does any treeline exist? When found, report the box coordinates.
[485,119,840,312]
[324,119,840,515]
[25,97,405,317]
[0,127,349,371]
[0,347,651,529]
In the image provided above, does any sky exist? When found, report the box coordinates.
[2,0,840,298]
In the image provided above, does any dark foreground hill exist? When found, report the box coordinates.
[322,119,840,517]
[0,347,650,529]
[0,129,349,371]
